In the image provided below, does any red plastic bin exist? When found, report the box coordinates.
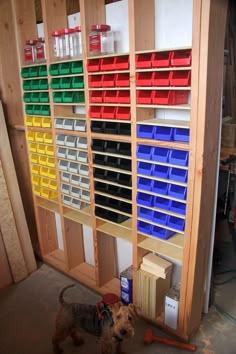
[89,75,102,88]
[152,51,171,68]
[136,53,152,68]
[102,74,115,87]
[101,106,116,119]
[171,50,192,67]
[103,90,118,103]
[115,73,130,87]
[152,90,188,105]
[116,107,131,120]
[101,57,115,71]
[136,90,152,104]
[87,59,100,72]
[152,71,170,86]
[114,55,129,70]
[169,70,191,86]
[89,106,102,118]
[89,91,103,103]
[136,72,152,86]
[117,90,130,104]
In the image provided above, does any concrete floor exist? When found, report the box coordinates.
[0,263,236,354]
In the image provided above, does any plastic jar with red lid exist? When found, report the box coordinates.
[89,24,114,56]
[24,39,37,64]
[35,37,46,63]
[52,31,62,58]
[74,26,82,58]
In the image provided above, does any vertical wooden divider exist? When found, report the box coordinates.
[41,0,70,269]
[80,0,106,287]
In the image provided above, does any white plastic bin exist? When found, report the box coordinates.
[56,134,66,145]
[63,119,74,130]
[58,160,69,171]
[61,183,70,194]
[74,120,86,132]
[80,177,90,189]
[70,186,81,198]
[81,189,90,201]
[67,149,77,160]
[65,135,77,147]
[57,147,67,158]
[77,150,88,163]
[70,174,80,185]
[76,137,88,149]
[61,172,70,182]
[55,118,64,129]
[68,162,79,173]
[80,164,89,176]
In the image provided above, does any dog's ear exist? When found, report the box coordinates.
[109,301,123,313]
[128,303,141,317]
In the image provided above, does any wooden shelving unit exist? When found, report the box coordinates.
[0,0,228,342]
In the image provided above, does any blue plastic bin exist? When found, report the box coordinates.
[137,145,153,159]
[152,147,170,162]
[169,167,188,182]
[170,200,186,215]
[168,215,185,231]
[153,211,168,225]
[138,206,153,221]
[137,192,153,207]
[137,177,153,191]
[168,184,187,200]
[151,226,175,240]
[174,128,190,142]
[155,126,173,141]
[169,149,189,166]
[152,181,169,195]
[152,164,169,179]
[137,124,155,139]
[137,161,153,175]
[153,196,171,210]
[137,220,152,235]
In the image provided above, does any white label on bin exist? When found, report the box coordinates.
[121,276,129,290]
[121,290,130,303]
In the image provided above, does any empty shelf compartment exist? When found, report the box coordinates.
[171,49,192,67]
[102,106,116,119]
[170,200,186,215]
[57,147,67,158]
[138,206,153,221]
[80,164,89,176]
[154,196,171,211]
[168,215,185,231]
[115,73,130,87]
[68,162,79,173]
[151,226,175,240]
[169,167,188,183]
[90,90,103,103]
[137,192,153,207]
[136,53,152,68]
[70,174,80,186]
[63,119,74,130]
[77,151,88,163]
[67,149,77,160]
[155,126,173,141]
[55,118,64,129]
[136,90,152,104]
[136,72,152,86]
[114,55,129,70]
[77,137,87,149]
[65,135,77,147]
[70,186,81,198]
[169,149,189,166]
[152,181,169,195]
[152,164,169,179]
[81,190,90,201]
[137,220,152,235]
[59,160,69,171]
[102,74,115,87]
[173,128,190,142]
[168,184,187,200]
[137,124,155,139]
[137,177,153,191]
[151,51,171,68]
[152,71,170,86]
[89,75,102,88]
[89,106,102,118]
[137,161,152,175]
[74,120,86,132]
[61,172,70,182]
[80,177,90,189]
[56,134,66,146]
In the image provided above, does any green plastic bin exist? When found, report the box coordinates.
[39,65,47,77]
[60,77,71,89]
[50,78,60,89]
[33,105,41,115]
[22,80,31,91]
[59,62,71,75]
[53,92,63,103]
[62,91,73,103]
[21,68,29,78]
[77,91,85,103]
[71,61,83,74]
[30,80,40,90]
[31,92,40,103]
[39,79,48,90]
[25,104,34,115]
[41,105,51,116]
[49,63,59,76]
[39,92,49,103]
[29,66,39,77]
[23,92,31,103]
[72,76,84,88]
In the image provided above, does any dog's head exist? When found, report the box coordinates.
[109,302,140,342]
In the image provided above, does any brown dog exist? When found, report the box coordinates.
[52,284,138,354]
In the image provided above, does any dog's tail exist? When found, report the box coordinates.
[59,284,75,304]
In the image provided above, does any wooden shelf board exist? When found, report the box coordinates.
[93,164,132,175]
[55,129,87,137]
[137,203,185,219]
[49,58,83,65]
[90,118,131,124]
[70,262,96,288]
[97,218,132,242]
[61,193,91,205]
[50,73,84,78]
[87,52,130,60]
[61,181,90,192]
[95,203,132,217]
[138,216,184,234]
[88,70,130,76]
[137,118,190,128]
[22,62,47,68]
[136,67,192,72]
[52,89,85,92]
[137,104,190,110]
[93,178,132,190]
[43,249,66,271]
[135,46,192,54]
[88,87,130,91]
[55,113,86,120]
[57,145,87,152]
[59,169,90,180]
[24,102,50,106]
[64,208,92,226]
[90,103,131,107]
[10,124,25,131]
[53,103,86,106]
[137,86,191,91]
[36,198,60,213]
[100,277,120,297]
[95,190,132,204]
[23,90,49,93]
[137,158,188,170]
[91,133,131,142]
[26,126,52,132]
[93,151,131,160]
[138,236,183,262]
[23,76,48,81]
[136,138,189,150]
[137,173,187,187]
[137,188,187,203]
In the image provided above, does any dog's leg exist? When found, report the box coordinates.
[52,328,69,354]
[70,327,85,346]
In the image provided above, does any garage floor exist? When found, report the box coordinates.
[0,261,236,354]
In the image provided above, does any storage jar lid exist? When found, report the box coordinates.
[75,26,81,32]
[52,31,61,37]
[91,24,111,32]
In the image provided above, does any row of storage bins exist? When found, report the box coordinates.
[21,65,47,78]
[94,168,132,187]
[137,180,187,200]
[87,55,129,72]
[50,76,84,89]
[58,160,89,176]
[25,104,50,116]
[23,92,49,103]
[136,90,188,106]
[60,172,90,189]
[62,195,88,210]
[61,184,90,202]
[137,145,189,166]
[137,221,175,240]
[57,147,88,163]
[94,154,131,171]
[137,164,188,183]
[89,106,130,120]
[137,125,189,142]
[33,185,58,200]
[90,90,130,104]
[55,118,86,131]
[137,192,186,215]
[95,206,130,224]
[136,49,192,69]
[56,134,87,149]
[92,140,131,155]
[31,165,57,180]
[23,79,48,91]
[32,175,57,191]
[27,131,53,143]
[53,91,85,104]
[29,142,54,155]
[89,73,130,88]
[95,181,132,200]
[95,194,132,215]
[91,121,131,136]
[30,154,55,168]
[49,61,83,76]
[25,116,51,128]
[136,70,191,87]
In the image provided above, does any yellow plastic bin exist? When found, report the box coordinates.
[33,185,41,196]
[41,178,49,187]
[27,131,35,141]
[47,157,55,168]
[31,165,40,174]
[45,145,54,156]
[30,154,39,164]
[35,132,44,142]
[39,155,47,165]
[41,188,50,199]
[29,143,37,152]
[33,116,42,127]
[40,166,49,177]
[49,180,57,190]
[32,175,41,186]
[48,169,56,179]
[44,133,53,144]
[37,144,46,154]
[42,117,51,128]
[25,116,33,126]
[50,191,58,200]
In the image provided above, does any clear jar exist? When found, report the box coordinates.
[24,40,36,64]
[74,26,82,58]
[35,37,46,63]
[52,31,61,59]
[69,28,76,58]
[89,24,114,56]
[61,28,70,58]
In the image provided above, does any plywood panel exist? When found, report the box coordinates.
[0,229,13,288]
[97,231,115,287]
[64,218,85,269]
[37,207,58,255]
